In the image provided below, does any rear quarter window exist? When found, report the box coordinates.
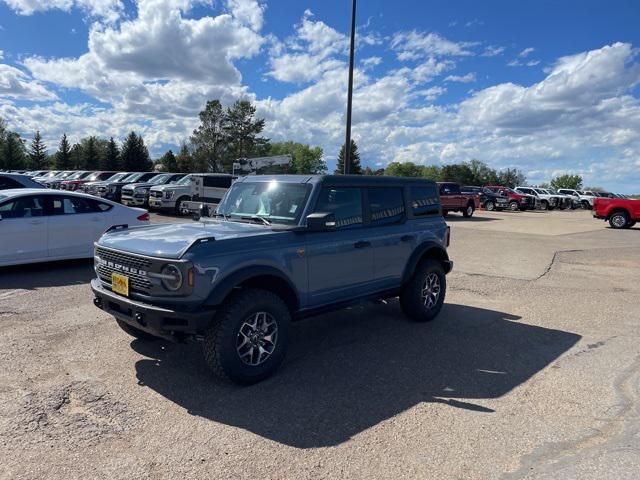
[368,187,405,226]
[410,185,440,217]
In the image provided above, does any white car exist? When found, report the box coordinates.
[0,189,150,267]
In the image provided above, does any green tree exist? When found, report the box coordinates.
[440,163,475,185]
[467,159,498,185]
[268,141,326,174]
[334,139,362,174]
[190,100,229,172]
[159,149,178,172]
[225,100,270,169]
[80,136,102,170]
[497,168,526,188]
[421,165,442,181]
[70,143,83,169]
[384,161,424,177]
[550,174,583,190]
[55,133,72,169]
[120,132,152,171]
[1,132,27,170]
[176,143,194,173]
[28,131,48,170]
[102,137,121,170]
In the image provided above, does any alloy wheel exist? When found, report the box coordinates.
[236,312,278,366]
[421,273,441,309]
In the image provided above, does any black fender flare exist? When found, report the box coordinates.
[402,242,451,283]
[204,265,300,308]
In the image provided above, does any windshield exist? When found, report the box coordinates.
[67,171,87,180]
[104,172,128,182]
[217,181,310,225]
[86,172,104,181]
[122,173,144,182]
[148,174,170,185]
[175,175,192,186]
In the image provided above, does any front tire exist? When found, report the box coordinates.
[484,200,495,211]
[509,201,519,211]
[399,260,446,322]
[609,211,630,229]
[174,196,189,215]
[115,318,157,341]
[540,200,548,211]
[203,289,290,384]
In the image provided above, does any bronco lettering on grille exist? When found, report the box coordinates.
[96,257,147,276]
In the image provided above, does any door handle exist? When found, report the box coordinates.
[354,240,371,249]
[401,235,415,242]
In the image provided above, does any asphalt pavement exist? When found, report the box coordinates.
[1,209,639,479]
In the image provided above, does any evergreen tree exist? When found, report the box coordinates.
[1,132,27,170]
[334,139,362,174]
[159,150,178,172]
[55,133,72,169]
[190,100,228,172]
[70,143,83,169]
[224,100,269,170]
[28,131,48,170]
[121,131,151,171]
[176,143,194,173]
[102,137,120,170]
[80,136,101,170]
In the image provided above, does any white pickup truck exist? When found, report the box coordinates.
[515,186,561,211]
[557,189,595,209]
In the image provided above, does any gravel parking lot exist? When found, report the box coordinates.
[1,210,639,479]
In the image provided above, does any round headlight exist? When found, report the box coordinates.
[161,264,183,291]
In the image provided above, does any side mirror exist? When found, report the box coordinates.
[306,212,336,232]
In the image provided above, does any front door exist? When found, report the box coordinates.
[0,195,48,264]
[305,187,374,306]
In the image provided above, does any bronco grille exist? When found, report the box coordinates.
[95,247,153,292]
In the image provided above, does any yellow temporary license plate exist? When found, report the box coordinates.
[111,272,129,296]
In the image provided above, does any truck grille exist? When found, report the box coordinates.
[121,187,134,196]
[95,247,153,292]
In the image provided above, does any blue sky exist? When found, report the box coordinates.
[0,0,639,191]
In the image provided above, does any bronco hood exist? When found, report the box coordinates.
[98,220,274,259]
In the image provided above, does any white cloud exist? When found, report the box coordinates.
[3,0,124,22]
[481,45,505,57]
[361,56,382,69]
[444,72,476,83]
[0,63,57,101]
[390,31,477,61]
[518,47,535,58]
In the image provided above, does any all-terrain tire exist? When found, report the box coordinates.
[203,289,291,384]
[115,318,157,340]
[399,259,446,322]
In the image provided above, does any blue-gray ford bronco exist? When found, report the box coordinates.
[91,175,453,384]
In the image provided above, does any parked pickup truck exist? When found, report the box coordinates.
[461,185,508,211]
[91,175,453,384]
[484,185,536,211]
[437,182,480,217]
[558,189,595,209]
[593,196,640,229]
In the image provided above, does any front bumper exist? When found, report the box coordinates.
[148,197,173,209]
[121,196,146,206]
[91,279,214,340]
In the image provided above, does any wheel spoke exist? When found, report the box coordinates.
[236,311,279,366]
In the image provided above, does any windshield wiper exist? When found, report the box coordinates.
[212,212,230,221]
[243,215,271,226]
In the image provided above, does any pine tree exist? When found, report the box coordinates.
[176,143,193,173]
[2,132,27,170]
[224,100,269,170]
[159,150,178,172]
[121,131,151,171]
[334,139,362,174]
[102,137,120,170]
[70,143,83,169]
[80,136,101,170]
[28,131,48,170]
[55,133,72,169]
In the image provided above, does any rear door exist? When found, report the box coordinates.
[202,176,234,204]
[0,194,48,264]
[47,195,107,258]
[367,187,414,289]
[305,186,374,306]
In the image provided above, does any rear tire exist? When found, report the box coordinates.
[203,289,290,384]
[399,260,446,322]
[581,201,591,210]
[609,211,630,229]
[115,318,157,341]
[462,203,475,218]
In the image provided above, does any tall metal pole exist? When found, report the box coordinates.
[343,0,357,175]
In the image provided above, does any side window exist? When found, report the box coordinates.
[0,177,23,189]
[203,176,232,188]
[369,188,405,226]
[0,195,45,218]
[88,199,113,212]
[314,187,363,229]
[410,186,439,217]
[51,196,98,215]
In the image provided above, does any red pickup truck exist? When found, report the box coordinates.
[593,196,640,229]
[484,185,536,211]
[438,182,480,218]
